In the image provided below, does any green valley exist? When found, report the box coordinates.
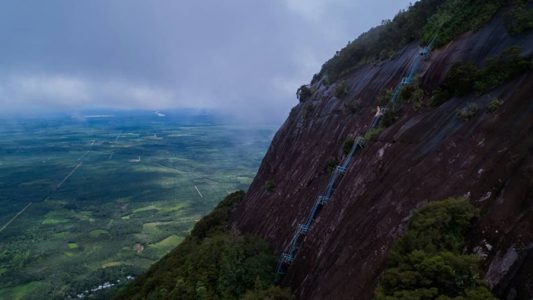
[0,113,275,299]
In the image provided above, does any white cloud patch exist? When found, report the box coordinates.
[285,0,350,20]
[0,74,200,113]
[6,75,90,104]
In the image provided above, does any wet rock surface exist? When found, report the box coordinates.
[233,13,533,300]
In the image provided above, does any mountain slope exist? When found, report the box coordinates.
[112,1,533,299]
[233,6,533,300]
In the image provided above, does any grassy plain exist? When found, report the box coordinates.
[0,113,274,299]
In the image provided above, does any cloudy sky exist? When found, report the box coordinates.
[0,0,412,123]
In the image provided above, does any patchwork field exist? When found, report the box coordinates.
[0,113,275,299]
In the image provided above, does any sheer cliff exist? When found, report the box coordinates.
[233,8,533,300]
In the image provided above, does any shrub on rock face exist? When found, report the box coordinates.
[486,98,504,112]
[377,89,393,106]
[410,88,426,111]
[392,198,479,253]
[430,61,478,102]
[364,127,384,142]
[504,1,533,35]
[296,85,313,102]
[381,109,399,128]
[473,46,531,93]
[429,88,451,107]
[399,85,416,102]
[456,103,479,121]
[375,198,496,300]
[325,158,339,174]
[399,79,426,111]
[334,81,349,98]
[344,98,362,114]
[302,103,315,120]
[342,138,355,155]
[444,62,477,96]
[431,46,531,106]
[264,180,276,193]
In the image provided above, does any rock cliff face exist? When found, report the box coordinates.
[233,11,533,300]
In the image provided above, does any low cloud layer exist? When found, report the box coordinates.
[0,74,195,111]
[0,0,412,123]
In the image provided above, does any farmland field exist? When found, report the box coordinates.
[0,112,275,299]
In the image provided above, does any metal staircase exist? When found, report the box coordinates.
[276,36,438,276]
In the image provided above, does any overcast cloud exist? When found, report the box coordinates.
[0,0,412,123]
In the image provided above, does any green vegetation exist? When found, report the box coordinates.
[364,127,385,142]
[504,0,533,35]
[343,138,355,155]
[302,103,315,120]
[473,46,531,92]
[378,89,394,106]
[364,97,400,143]
[344,98,362,114]
[67,242,79,249]
[296,85,313,102]
[325,158,339,174]
[421,0,502,47]
[147,235,182,256]
[132,205,160,214]
[443,61,477,95]
[456,103,480,121]
[0,281,44,300]
[486,98,504,112]
[334,81,349,98]
[429,90,451,107]
[431,46,531,106]
[89,229,109,239]
[41,213,69,225]
[243,285,295,300]
[375,198,496,300]
[381,109,400,128]
[113,192,291,300]
[319,0,443,81]
[0,116,274,299]
[318,0,504,82]
[399,83,423,105]
[265,180,276,193]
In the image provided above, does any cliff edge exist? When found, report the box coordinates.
[233,6,533,300]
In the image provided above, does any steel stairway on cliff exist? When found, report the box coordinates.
[275,35,438,276]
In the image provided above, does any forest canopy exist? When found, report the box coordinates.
[112,191,292,300]
[317,0,509,83]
